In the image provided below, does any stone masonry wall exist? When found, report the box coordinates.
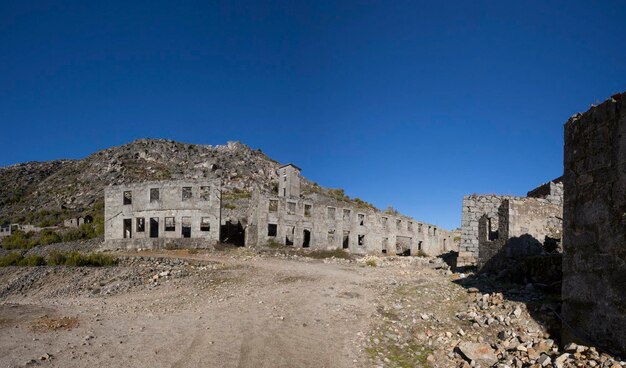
[458,195,515,267]
[247,190,454,256]
[478,197,562,270]
[562,92,626,355]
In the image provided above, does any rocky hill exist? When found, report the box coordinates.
[0,139,373,226]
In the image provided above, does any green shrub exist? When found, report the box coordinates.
[46,250,67,266]
[307,248,352,260]
[266,239,286,249]
[1,230,34,250]
[0,251,117,267]
[39,229,62,246]
[0,252,24,266]
[18,254,46,266]
[62,252,117,267]
[365,259,377,267]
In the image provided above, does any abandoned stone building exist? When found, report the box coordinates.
[458,178,563,267]
[562,92,626,355]
[245,164,454,255]
[63,216,93,228]
[102,164,453,255]
[103,179,221,249]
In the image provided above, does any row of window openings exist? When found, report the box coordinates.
[123,186,211,205]
[267,224,367,248]
[269,202,437,235]
[122,217,211,239]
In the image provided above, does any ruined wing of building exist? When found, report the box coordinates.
[457,178,563,268]
[103,164,455,256]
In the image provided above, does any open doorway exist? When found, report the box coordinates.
[150,218,159,238]
[123,219,132,239]
[342,231,350,249]
[220,220,245,246]
[303,229,311,248]
[182,217,191,238]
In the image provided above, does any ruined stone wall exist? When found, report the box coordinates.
[246,190,454,256]
[458,195,515,266]
[527,179,564,206]
[478,198,562,270]
[563,92,626,355]
[104,179,221,249]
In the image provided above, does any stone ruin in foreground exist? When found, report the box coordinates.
[458,91,626,356]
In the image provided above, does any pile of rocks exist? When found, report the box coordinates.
[451,288,626,368]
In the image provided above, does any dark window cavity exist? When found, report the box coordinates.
[150,188,160,202]
[136,217,145,232]
[123,191,132,205]
[268,223,277,237]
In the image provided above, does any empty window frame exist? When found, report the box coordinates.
[418,223,423,233]
[287,202,296,215]
[269,200,278,212]
[182,187,192,201]
[200,217,211,231]
[327,207,336,220]
[358,214,365,226]
[200,186,211,201]
[408,221,413,231]
[381,217,388,227]
[304,204,312,217]
[165,217,175,232]
[396,219,402,230]
[433,228,437,236]
[343,209,351,221]
[268,223,277,237]
[418,241,423,251]
[123,191,132,205]
[382,237,388,254]
[136,217,145,232]
[150,188,160,202]
[358,234,365,246]
[181,216,191,238]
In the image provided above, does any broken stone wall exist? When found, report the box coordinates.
[563,92,626,355]
[478,198,562,271]
[459,195,514,267]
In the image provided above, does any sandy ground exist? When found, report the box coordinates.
[0,251,399,368]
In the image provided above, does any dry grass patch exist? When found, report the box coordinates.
[30,316,79,332]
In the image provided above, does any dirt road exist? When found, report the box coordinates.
[0,252,384,368]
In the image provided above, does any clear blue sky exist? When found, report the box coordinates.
[1,1,625,230]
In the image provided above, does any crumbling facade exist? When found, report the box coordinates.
[246,164,454,255]
[104,179,221,249]
[562,92,626,355]
[458,178,563,267]
[478,197,562,271]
